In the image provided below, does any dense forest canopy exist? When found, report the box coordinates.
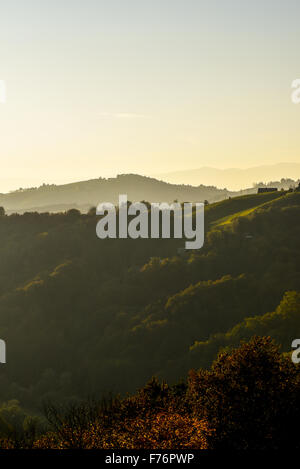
[0,337,299,449]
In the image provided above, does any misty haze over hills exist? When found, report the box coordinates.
[0,175,233,214]
[155,163,300,190]
[0,172,299,214]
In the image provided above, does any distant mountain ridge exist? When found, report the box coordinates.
[155,163,300,190]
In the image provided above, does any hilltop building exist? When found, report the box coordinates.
[257,187,278,194]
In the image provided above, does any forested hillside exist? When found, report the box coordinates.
[0,174,233,214]
[0,189,299,411]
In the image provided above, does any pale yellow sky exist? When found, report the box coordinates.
[0,0,300,192]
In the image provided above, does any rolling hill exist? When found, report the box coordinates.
[0,174,233,214]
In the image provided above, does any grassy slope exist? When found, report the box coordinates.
[205,190,285,228]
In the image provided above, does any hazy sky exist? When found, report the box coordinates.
[0,0,300,192]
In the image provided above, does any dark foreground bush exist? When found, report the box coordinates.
[1,336,299,449]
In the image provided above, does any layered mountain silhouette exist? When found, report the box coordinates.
[1,171,298,214]
[155,162,300,190]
